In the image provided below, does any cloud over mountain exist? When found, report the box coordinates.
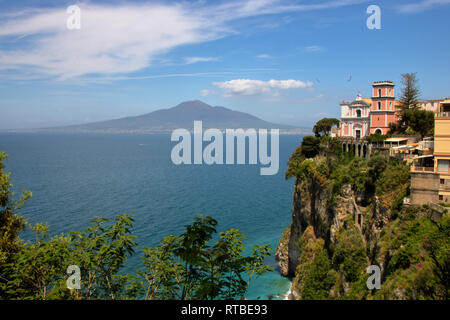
[212,79,313,96]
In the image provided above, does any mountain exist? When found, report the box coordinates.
[20,100,310,134]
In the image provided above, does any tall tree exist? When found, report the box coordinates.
[402,109,435,139]
[140,215,273,300]
[0,152,30,299]
[313,118,340,137]
[398,73,421,111]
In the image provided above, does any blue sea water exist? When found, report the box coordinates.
[0,133,303,300]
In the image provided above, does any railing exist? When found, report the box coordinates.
[419,141,434,149]
[392,153,414,161]
[437,112,450,118]
[411,166,435,173]
[338,137,367,143]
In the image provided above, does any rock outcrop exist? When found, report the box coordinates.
[276,144,446,300]
[276,174,370,278]
[275,161,392,301]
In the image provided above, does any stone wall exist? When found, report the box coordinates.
[410,171,439,205]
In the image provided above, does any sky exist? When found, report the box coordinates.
[0,0,450,129]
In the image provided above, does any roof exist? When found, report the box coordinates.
[373,81,394,86]
[419,99,445,103]
[385,137,409,142]
[361,98,372,105]
[413,154,434,159]
[350,100,369,107]
[392,144,418,150]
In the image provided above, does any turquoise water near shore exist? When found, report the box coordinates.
[0,133,303,299]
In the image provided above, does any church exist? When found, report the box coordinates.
[338,81,398,139]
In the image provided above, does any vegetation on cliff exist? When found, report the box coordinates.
[279,128,449,300]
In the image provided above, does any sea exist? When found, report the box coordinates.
[0,133,303,300]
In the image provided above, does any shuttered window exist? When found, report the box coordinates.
[438,160,449,173]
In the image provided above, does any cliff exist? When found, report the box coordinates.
[276,174,379,297]
[276,137,449,300]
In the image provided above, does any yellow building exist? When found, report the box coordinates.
[434,99,450,202]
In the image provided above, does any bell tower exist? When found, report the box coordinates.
[370,81,396,135]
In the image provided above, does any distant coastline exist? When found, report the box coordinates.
[0,100,311,135]
[1,128,311,135]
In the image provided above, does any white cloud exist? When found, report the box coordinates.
[0,0,369,80]
[397,0,450,13]
[212,79,313,96]
[304,45,324,53]
[200,89,212,96]
[184,57,219,64]
[0,4,215,79]
[256,53,272,59]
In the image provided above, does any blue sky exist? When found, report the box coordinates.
[0,0,450,129]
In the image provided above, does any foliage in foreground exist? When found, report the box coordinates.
[0,152,272,300]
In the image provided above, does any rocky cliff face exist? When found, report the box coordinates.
[277,142,446,300]
[275,171,388,298]
[276,175,334,277]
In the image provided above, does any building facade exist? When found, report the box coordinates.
[339,95,370,139]
[339,81,398,139]
[434,99,450,202]
[370,81,397,135]
[411,99,450,205]
[418,99,444,113]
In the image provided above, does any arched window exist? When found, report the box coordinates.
[378,101,381,110]
[356,109,362,118]
[378,89,382,97]
[375,129,382,135]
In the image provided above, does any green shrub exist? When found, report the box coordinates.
[332,228,367,282]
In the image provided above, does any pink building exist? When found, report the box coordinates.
[369,81,396,135]
[339,81,398,139]
[339,94,371,139]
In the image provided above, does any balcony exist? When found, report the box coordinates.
[411,166,435,173]
[436,112,450,118]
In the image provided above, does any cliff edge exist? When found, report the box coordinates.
[276,136,449,300]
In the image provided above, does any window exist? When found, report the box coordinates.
[439,195,444,201]
[356,109,362,118]
[378,88,382,97]
[438,160,450,173]
[378,101,381,110]
[441,179,445,184]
